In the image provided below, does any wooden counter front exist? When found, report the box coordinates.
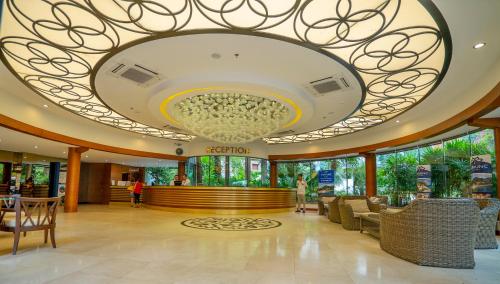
[142,186,296,214]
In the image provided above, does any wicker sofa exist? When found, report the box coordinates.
[337,196,388,230]
[380,199,479,268]
[474,198,500,249]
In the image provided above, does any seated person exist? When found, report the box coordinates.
[181,174,191,186]
[169,175,179,186]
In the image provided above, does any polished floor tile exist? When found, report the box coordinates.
[0,204,498,284]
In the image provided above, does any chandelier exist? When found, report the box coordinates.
[172,93,291,144]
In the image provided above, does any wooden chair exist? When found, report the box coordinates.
[0,197,60,255]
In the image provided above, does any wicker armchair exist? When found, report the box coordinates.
[327,197,343,223]
[380,199,479,268]
[338,196,388,230]
[474,198,500,249]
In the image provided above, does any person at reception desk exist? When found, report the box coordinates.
[181,174,191,186]
[169,175,180,186]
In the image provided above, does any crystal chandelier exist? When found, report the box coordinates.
[172,92,291,144]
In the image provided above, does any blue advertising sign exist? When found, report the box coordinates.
[318,170,334,184]
[471,155,493,196]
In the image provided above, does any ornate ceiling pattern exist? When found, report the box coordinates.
[0,0,450,144]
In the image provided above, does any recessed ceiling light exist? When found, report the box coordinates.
[23,156,27,159]
[34,145,38,149]
[62,151,66,154]
[473,42,486,49]
[85,155,89,158]
[396,120,400,123]
[43,104,49,108]
[42,160,46,162]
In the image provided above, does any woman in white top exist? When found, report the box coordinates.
[296,174,307,213]
[181,174,191,186]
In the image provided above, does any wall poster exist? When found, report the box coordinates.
[471,154,493,198]
[416,165,432,199]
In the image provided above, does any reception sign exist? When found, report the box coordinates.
[416,165,432,198]
[318,170,335,196]
[471,154,493,198]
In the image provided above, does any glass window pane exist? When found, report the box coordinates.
[209,156,226,186]
[277,163,295,188]
[420,143,445,198]
[347,157,366,196]
[376,153,396,199]
[249,158,262,187]
[229,156,247,187]
[262,160,270,187]
[444,136,471,197]
[334,159,347,196]
[145,167,178,185]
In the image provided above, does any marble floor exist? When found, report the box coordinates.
[0,204,499,284]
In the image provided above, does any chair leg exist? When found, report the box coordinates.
[13,230,21,255]
[49,228,56,248]
[44,229,48,244]
[23,231,26,237]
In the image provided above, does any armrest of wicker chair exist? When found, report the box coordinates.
[328,198,341,223]
[339,203,360,230]
[475,203,500,249]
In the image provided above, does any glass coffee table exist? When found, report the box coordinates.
[359,213,380,239]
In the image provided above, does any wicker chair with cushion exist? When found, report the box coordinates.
[337,196,388,230]
[318,196,336,216]
[380,199,480,269]
[475,198,500,249]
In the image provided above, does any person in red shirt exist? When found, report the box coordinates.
[133,178,143,208]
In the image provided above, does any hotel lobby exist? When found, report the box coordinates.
[0,0,499,283]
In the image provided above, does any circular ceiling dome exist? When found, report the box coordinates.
[0,0,451,144]
[171,92,292,144]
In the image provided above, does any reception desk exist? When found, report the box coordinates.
[110,185,296,213]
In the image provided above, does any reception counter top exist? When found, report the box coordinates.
[110,185,296,213]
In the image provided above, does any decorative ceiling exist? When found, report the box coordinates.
[0,0,451,144]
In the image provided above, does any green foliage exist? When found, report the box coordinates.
[32,165,49,185]
[377,129,497,206]
[146,167,177,185]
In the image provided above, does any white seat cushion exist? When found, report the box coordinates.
[344,199,370,213]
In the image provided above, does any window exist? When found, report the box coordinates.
[145,167,178,185]
[229,156,247,186]
[249,158,263,187]
[188,156,270,187]
[376,129,498,205]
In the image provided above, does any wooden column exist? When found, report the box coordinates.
[495,127,500,198]
[65,147,88,213]
[178,161,186,177]
[363,153,377,197]
[270,160,277,188]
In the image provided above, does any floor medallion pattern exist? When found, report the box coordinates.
[181,217,282,231]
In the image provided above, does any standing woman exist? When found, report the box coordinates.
[296,174,307,213]
[133,178,143,208]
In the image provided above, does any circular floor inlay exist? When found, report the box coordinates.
[181,217,281,231]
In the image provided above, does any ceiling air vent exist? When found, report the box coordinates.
[107,61,162,87]
[306,75,351,97]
